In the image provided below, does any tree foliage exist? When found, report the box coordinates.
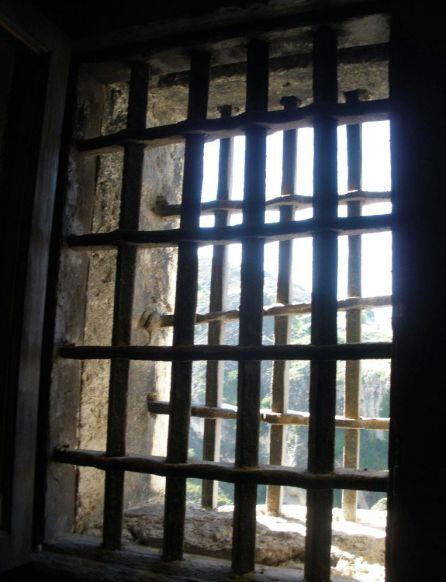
[187,256,391,508]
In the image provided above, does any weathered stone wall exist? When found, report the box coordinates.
[74,80,184,532]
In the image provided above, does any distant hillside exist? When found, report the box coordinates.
[196,254,311,314]
[188,254,391,509]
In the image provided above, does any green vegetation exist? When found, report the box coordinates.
[187,256,391,509]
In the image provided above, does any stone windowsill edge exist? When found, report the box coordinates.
[29,534,357,581]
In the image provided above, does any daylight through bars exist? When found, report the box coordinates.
[202,105,232,509]
[266,96,299,515]
[342,89,364,522]
[54,18,393,582]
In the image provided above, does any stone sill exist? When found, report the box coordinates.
[29,534,356,581]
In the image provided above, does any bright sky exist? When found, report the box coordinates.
[199,120,392,308]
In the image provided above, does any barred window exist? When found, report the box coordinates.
[50,8,392,581]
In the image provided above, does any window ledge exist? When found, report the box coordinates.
[29,534,356,581]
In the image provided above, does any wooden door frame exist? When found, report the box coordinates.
[0,1,69,571]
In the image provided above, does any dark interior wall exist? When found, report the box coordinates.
[0,26,17,534]
[0,29,15,153]
[0,1,70,570]
[0,29,49,532]
[30,0,262,39]
[387,5,446,580]
[30,0,384,41]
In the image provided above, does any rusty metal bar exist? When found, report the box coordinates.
[66,213,393,249]
[153,190,391,217]
[148,295,391,329]
[147,399,390,430]
[305,27,338,582]
[342,89,366,522]
[76,98,389,156]
[60,341,393,362]
[54,448,389,492]
[232,38,269,576]
[162,51,210,562]
[267,96,299,515]
[202,105,233,509]
[102,62,149,550]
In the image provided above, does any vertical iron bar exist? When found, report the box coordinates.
[163,51,210,561]
[266,96,300,515]
[202,105,233,509]
[342,89,365,522]
[103,62,149,549]
[305,26,338,582]
[232,39,269,575]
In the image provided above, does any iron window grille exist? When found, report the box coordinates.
[51,8,392,581]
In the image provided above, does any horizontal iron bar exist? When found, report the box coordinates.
[59,342,392,361]
[66,214,393,250]
[77,100,390,155]
[147,399,390,430]
[53,447,388,491]
[153,190,391,217]
[151,295,392,329]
